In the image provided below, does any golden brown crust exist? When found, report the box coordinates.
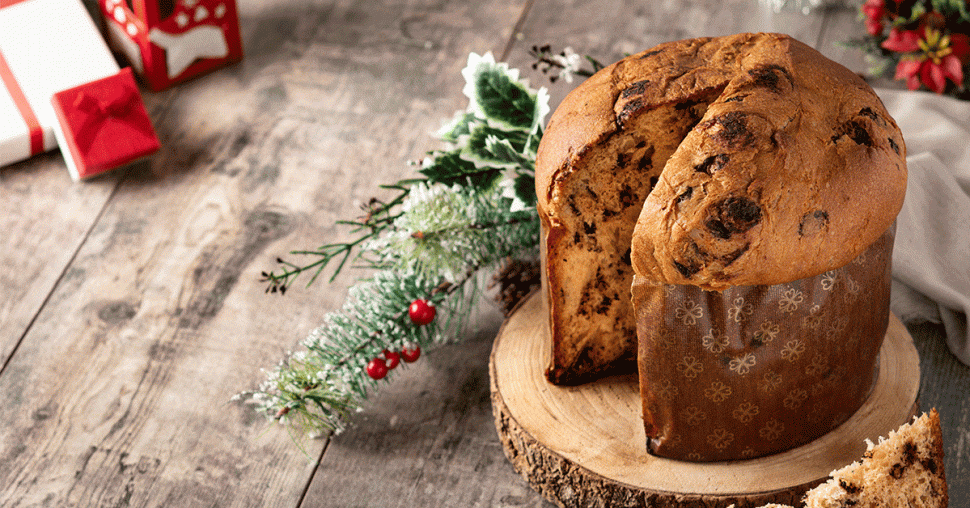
[536,33,907,291]
[536,36,747,383]
[628,34,906,289]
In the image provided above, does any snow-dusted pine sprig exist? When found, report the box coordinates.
[245,52,548,435]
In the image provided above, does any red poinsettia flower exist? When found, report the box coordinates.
[861,0,886,36]
[888,28,969,94]
[882,27,921,53]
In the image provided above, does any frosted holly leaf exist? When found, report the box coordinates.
[461,52,550,134]
[436,111,477,143]
[463,126,534,168]
[418,150,502,189]
[498,172,537,213]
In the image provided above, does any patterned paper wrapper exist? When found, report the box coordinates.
[633,225,895,462]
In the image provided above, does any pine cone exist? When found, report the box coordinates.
[491,257,541,316]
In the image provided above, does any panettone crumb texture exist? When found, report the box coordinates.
[802,410,948,508]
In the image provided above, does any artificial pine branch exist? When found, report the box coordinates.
[260,180,419,293]
[245,51,549,436]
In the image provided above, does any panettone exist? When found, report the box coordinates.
[534,33,907,460]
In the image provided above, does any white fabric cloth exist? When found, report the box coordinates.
[876,89,970,366]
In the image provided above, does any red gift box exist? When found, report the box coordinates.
[51,68,160,180]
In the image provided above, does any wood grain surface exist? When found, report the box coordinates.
[0,0,966,507]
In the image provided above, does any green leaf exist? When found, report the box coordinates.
[418,150,502,188]
[436,111,477,143]
[585,55,605,73]
[950,0,970,23]
[462,53,539,131]
[511,173,537,209]
[905,2,926,24]
[475,68,536,130]
[463,124,531,166]
[930,0,967,17]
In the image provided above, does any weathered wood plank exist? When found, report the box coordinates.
[0,156,118,366]
[294,0,554,506]
[0,0,536,505]
[908,322,970,503]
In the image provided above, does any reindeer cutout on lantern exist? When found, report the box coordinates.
[100,0,242,91]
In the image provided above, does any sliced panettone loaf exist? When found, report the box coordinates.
[803,410,948,508]
[535,32,906,387]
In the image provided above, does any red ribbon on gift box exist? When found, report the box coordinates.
[72,86,154,154]
[51,67,160,179]
[0,46,43,156]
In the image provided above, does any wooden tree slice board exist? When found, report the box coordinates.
[489,293,921,508]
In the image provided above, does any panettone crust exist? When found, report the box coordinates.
[627,33,907,289]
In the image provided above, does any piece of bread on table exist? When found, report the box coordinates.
[803,409,948,508]
[747,410,948,508]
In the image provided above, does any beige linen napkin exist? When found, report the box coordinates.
[877,89,970,366]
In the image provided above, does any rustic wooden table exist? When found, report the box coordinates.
[1,0,967,506]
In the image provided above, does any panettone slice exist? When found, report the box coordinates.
[803,410,948,508]
[536,35,744,384]
[752,410,948,508]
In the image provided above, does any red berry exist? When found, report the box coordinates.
[408,299,436,326]
[401,344,421,363]
[366,357,389,380]
[382,349,400,370]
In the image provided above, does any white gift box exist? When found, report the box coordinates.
[0,0,120,168]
